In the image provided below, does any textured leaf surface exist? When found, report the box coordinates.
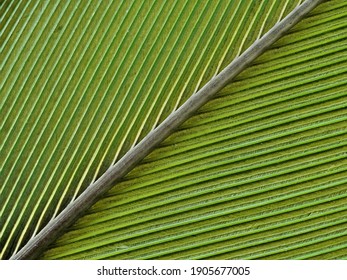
[1,0,346,259]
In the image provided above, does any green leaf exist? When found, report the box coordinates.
[1,0,346,259]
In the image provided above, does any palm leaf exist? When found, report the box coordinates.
[1,0,346,259]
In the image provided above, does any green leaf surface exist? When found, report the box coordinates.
[1,0,346,259]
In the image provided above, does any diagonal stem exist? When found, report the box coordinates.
[10,0,326,260]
